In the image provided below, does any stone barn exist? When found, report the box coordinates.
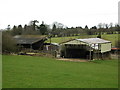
[60,38,111,60]
[14,35,47,50]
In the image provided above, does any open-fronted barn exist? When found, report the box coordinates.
[60,38,111,60]
[14,35,47,50]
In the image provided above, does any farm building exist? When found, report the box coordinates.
[14,35,47,50]
[43,43,60,57]
[43,43,59,51]
[60,38,111,60]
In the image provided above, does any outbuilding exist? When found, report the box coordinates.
[14,35,47,50]
[60,38,111,60]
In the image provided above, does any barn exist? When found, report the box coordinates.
[60,38,111,60]
[14,35,47,50]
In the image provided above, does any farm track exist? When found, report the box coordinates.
[56,58,89,62]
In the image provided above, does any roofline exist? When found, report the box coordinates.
[59,39,76,44]
[76,38,111,44]
[31,37,47,44]
[61,38,111,45]
[14,36,48,45]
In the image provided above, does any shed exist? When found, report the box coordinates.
[14,35,47,50]
[60,38,111,60]
[44,43,59,51]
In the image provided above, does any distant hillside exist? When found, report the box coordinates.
[46,34,119,47]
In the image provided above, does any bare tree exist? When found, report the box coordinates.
[98,23,103,29]
[105,24,109,29]
[109,23,113,28]
[52,22,66,29]
[2,31,17,53]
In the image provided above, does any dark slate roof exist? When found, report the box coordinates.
[13,35,47,44]
[14,38,42,44]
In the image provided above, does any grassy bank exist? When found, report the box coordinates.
[47,34,119,46]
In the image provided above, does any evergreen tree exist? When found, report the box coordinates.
[17,25,23,35]
[24,24,27,31]
[38,21,47,35]
[52,24,56,31]
[85,25,88,29]
[11,25,18,36]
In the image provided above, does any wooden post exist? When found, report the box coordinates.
[50,36,51,44]
[98,44,100,60]
[98,50,99,60]
[30,44,32,52]
[89,44,91,60]
[102,53,103,60]
[50,36,52,54]
[64,46,67,58]
[94,44,96,60]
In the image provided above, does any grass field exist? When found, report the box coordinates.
[47,34,119,46]
[3,55,118,88]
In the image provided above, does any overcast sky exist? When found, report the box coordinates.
[0,0,119,29]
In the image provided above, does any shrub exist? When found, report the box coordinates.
[115,40,120,48]
[97,34,101,38]
[2,31,17,54]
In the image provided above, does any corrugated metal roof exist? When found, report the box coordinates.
[77,38,111,44]
[51,43,59,46]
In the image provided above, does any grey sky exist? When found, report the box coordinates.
[0,0,119,29]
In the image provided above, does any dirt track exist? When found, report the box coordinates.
[56,58,89,62]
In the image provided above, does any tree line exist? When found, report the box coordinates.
[6,20,47,36]
[5,20,120,37]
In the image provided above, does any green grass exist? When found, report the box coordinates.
[3,55,118,88]
[47,34,119,46]
[46,35,97,43]
[101,34,119,46]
